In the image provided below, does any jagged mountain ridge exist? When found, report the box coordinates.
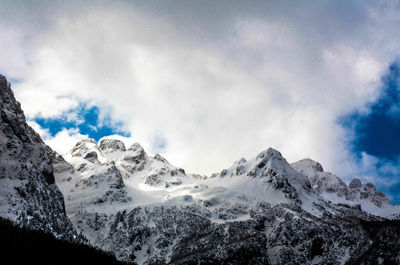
[55,137,400,264]
[291,158,396,216]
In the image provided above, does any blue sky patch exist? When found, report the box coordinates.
[340,63,400,161]
[34,103,131,141]
[339,62,400,203]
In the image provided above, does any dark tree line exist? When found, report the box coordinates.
[0,217,129,265]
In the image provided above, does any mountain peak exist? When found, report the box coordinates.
[216,147,312,205]
[291,158,324,175]
[256,147,282,160]
[99,138,126,152]
[348,178,362,189]
[70,138,98,157]
[0,74,8,89]
[128,142,144,151]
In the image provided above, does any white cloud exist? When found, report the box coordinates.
[28,121,88,155]
[2,0,400,191]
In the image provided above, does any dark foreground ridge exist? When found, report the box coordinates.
[0,217,127,265]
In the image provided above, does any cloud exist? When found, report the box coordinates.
[2,0,400,199]
[28,121,88,155]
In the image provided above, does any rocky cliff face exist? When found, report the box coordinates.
[0,74,79,241]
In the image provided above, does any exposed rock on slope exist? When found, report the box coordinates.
[0,74,79,241]
[291,158,394,215]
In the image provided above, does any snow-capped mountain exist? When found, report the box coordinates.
[0,75,79,241]
[2,72,400,264]
[55,137,400,264]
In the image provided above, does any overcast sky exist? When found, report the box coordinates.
[1,0,400,202]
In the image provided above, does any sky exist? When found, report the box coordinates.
[1,0,400,202]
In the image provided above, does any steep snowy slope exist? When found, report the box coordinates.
[291,158,400,218]
[0,74,79,241]
[55,137,400,265]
